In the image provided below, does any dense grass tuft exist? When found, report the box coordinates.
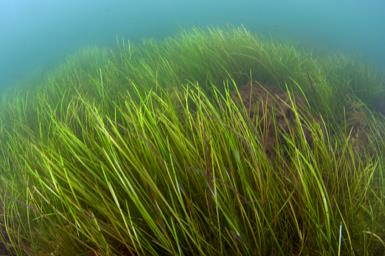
[0,27,384,255]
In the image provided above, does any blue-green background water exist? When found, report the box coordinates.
[1,0,384,89]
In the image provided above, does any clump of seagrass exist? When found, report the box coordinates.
[0,207,12,255]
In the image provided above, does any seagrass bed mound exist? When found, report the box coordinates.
[0,28,384,255]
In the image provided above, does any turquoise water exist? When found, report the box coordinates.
[1,0,384,88]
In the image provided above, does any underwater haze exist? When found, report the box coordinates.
[2,1,385,255]
[1,0,385,89]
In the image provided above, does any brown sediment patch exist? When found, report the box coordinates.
[232,82,377,158]
[231,82,311,157]
[345,100,374,154]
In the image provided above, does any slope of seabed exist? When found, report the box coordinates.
[0,27,384,255]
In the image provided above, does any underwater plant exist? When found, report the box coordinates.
[0,28,384,255]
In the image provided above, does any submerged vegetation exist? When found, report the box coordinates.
[0,27,384,255]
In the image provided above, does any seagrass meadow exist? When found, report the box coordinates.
[0,28,384,255]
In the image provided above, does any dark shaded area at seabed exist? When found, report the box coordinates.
[0,0,385,89]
